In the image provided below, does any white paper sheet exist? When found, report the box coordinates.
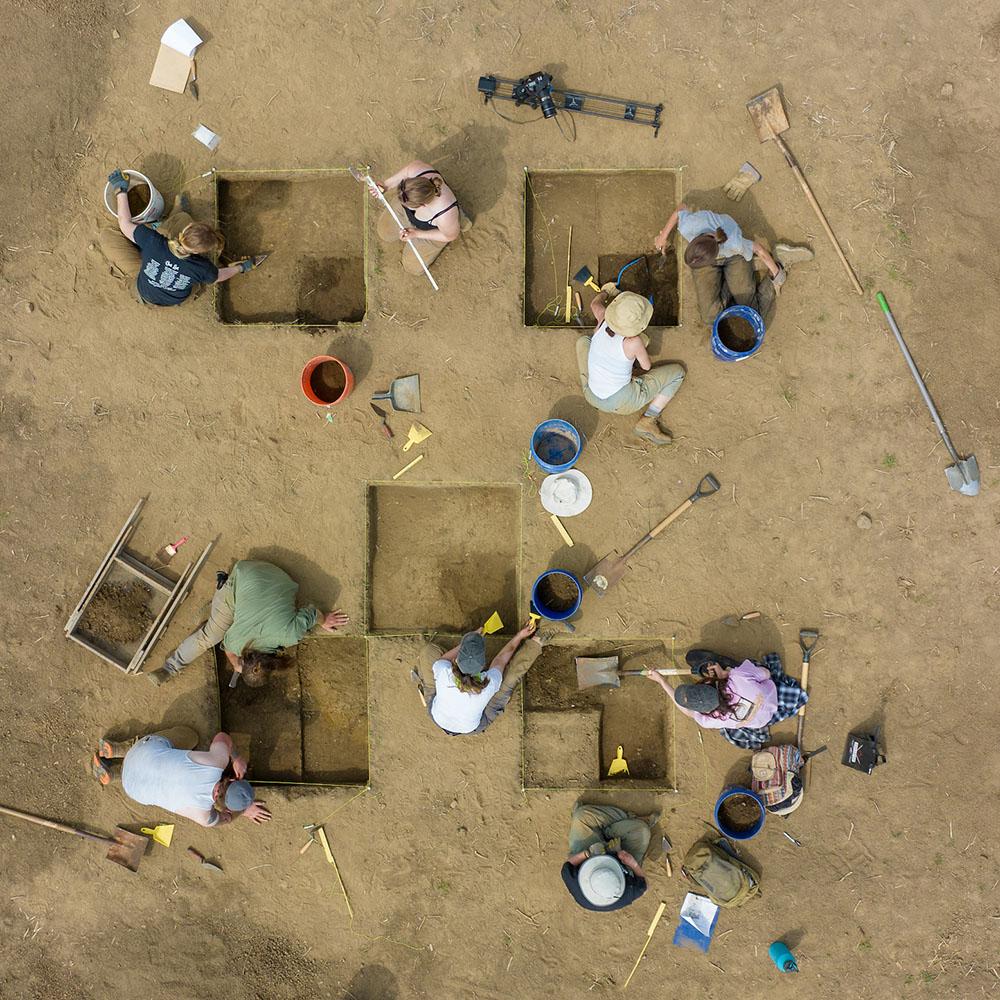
[679,893,719,937]
[161,19,203,58]
[192,125,220,151]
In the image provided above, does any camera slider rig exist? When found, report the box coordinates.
[478,73,663,137]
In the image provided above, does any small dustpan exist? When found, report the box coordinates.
[576,655,620,689]
[141,823,174,848]
[403,422,432,452]
[482,611,504,634]
[607,746,630,777]
[746,86,790,141]
[372,374,421,414]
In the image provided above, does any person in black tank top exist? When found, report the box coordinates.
[372,159,470,277]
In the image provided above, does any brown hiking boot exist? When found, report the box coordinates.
[633,414,672,445]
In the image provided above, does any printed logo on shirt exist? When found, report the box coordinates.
[143,258,194,292]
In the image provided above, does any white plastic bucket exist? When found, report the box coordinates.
[103,170,165,224]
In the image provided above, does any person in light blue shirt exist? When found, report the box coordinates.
[655,203,812,325]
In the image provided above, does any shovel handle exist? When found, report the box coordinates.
[647,499,692,540]
[0,804,112,845]
[773,134,863,296]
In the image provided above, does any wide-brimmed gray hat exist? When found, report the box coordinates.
[675,682,721,713]
[456,631,487,676]
[225,779,254,812]
[577,855,627,907]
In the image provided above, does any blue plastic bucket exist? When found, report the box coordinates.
[711,304,766,362]
[531,569,583,621]
[530,419,581,474]
[714,786,766,840]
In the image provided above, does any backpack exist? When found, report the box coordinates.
[751,744,804,814]
[681,837,761,908]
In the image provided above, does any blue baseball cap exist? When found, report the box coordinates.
[225,779,254,811]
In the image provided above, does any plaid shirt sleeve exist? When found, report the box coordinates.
[721,653,808,751]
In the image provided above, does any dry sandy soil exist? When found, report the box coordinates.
[2,1,999,998]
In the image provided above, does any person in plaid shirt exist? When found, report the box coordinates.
[644,649,807,751]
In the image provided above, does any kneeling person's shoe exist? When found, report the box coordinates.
[633,414,672,446]
[146,667,173,687]
[775,242,814,267]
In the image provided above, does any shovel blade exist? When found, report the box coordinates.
[575,656,620,690]
[746,86,790,142]
[106,828,148,872]
[946,455,980,496]
[583,551,626,595]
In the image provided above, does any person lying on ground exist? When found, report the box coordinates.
[561,802,659,912]
[654,203,813,326]
[644,648,807,750]
[91,727,271,827]
[575,287,685,447]
[99,169,266,307]
[370,160,471,275]
[148,560,349,686]
[416,619,553,735]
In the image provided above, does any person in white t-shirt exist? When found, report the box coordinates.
[574,288,685,446]
[417,620,550,735]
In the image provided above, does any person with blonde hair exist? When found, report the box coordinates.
[370,160,470,275]
[99,169,266,306]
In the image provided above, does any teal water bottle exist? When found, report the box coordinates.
[769,940,798,973]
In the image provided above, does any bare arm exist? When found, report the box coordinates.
[590,292,608,324]
[623,336,652,371]
[214,265,242,284]
[566,850,589,866]
[115,191,138,242]
[189,732,235,769]
[654,203,687,253]
[489,621,537,673]
[617,851,646,878]
[752,241,780,277]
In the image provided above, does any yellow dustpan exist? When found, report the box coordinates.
[607,746,630,778]
[403,422,432,452]
[482,611,503,634]
[140,823,174,847]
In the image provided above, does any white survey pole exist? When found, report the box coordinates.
[349,165,439,292]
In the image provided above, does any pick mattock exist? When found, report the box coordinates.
[745,86,863,296]
[348,164,439,291]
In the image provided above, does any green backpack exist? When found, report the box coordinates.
[681,837,761,908]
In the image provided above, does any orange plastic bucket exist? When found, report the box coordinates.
[301,355,354,406]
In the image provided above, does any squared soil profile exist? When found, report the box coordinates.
[215,171,365,326]
[524,169,680,328]
[522,639,675,790]
[367,484,520,634]
[216,637,368,786]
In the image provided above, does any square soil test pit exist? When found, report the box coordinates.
[367,483,521,635]
[521,639,676,791]
[214,169,366,327]
[523,169,681,329]
[214,637,369,787]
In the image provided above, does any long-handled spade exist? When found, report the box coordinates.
[0,804,147,872]
[796,629,819,788]
[584,474,720,595]
[876,292,980,496]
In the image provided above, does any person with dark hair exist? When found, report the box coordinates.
[560,802,657,912]
[643,648,808,750]
[147,560,349,687]
[654,202,813,326]
[417,619,551,735]
[371,160,471,275]
[99,169,267,306]
[91,727,271,827]
[575,287,685,446]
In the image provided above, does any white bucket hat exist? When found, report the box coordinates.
[577,855,627,907]
[540,470,593,517]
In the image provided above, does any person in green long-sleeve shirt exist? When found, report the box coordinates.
[148,560,348,687]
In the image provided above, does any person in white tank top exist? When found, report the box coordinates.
[576,288,685,445]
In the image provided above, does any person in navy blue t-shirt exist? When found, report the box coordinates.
[99,169,267,306]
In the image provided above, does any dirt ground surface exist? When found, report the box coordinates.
[2,1,999,998]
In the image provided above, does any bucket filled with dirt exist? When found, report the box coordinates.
[531,569,583,621]
[300,355,355,406]
[102,169,165,224]
[711,304,766,361]
[530,419,581,474]
[714,787,766,840]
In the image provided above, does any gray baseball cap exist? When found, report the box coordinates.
[456,631,487,675]
[675,682,721,713]
[225,779,254,812]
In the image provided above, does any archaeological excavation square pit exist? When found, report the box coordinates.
[215,636,369,787]
[521,639,676,791]
[523,168,681,329]
[367,483,521,635]
[214,169,366,326]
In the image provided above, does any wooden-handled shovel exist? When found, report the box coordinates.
[583,474,720,595]
[796,628,819,787]
[746,86,863,296]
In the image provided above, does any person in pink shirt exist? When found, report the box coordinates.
[644,649,778,730]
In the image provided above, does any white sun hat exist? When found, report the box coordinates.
[577,855,627,907]
[540,470,593,517]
